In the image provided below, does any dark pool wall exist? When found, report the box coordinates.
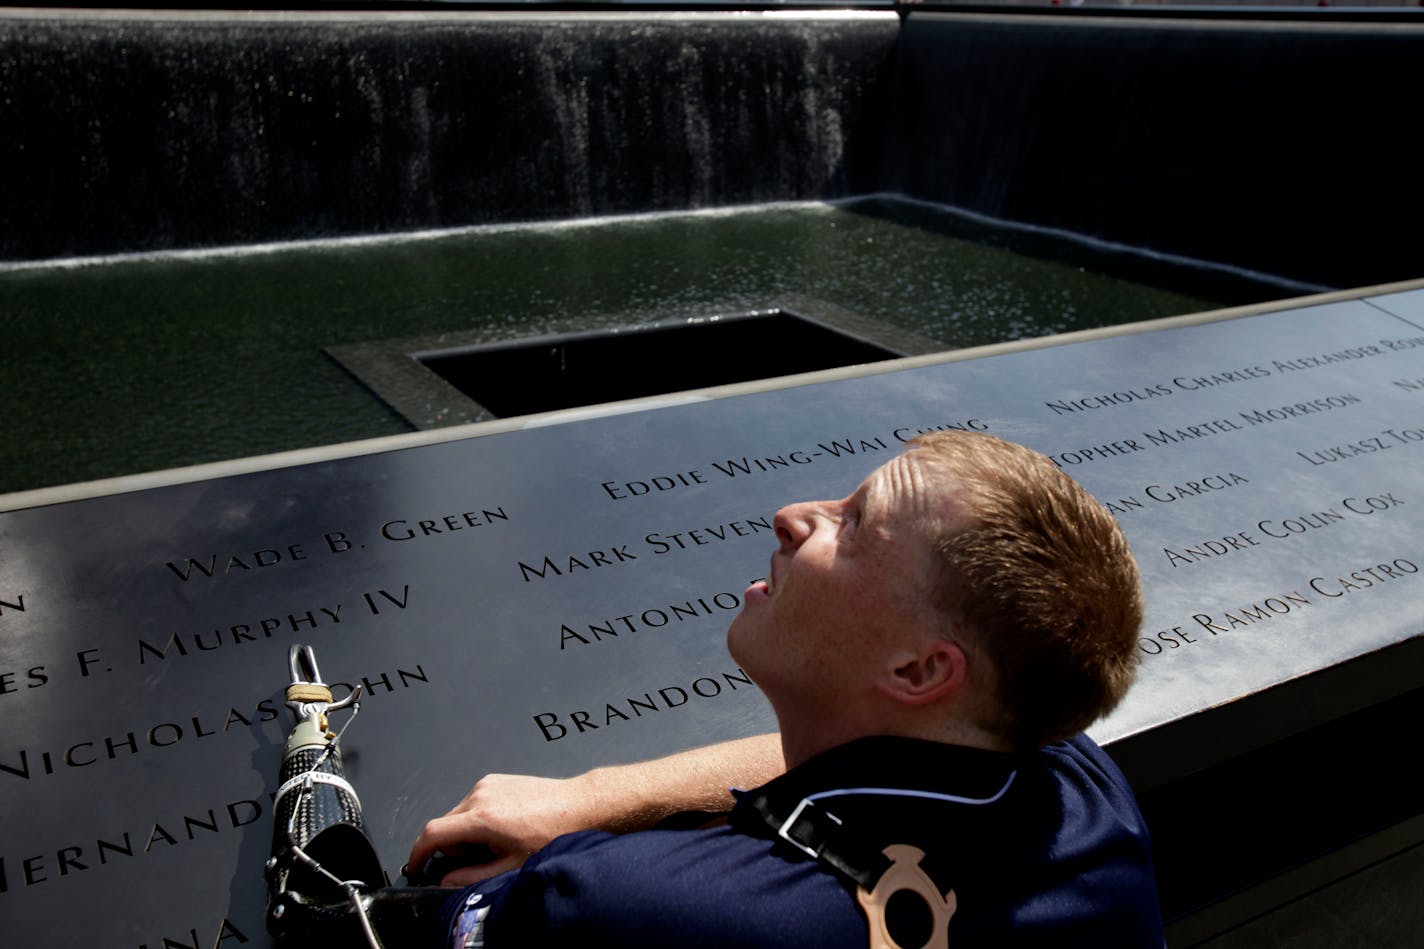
[887,14,1422,290]
[0,12,898,260]
[1,10,1419,289]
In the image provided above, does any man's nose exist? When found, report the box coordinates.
[773,501,821,550]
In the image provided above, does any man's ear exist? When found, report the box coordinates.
[880,639,966,705]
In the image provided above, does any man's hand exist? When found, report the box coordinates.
[408,772,603,886]
[407,733,785,887]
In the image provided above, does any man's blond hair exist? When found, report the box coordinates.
[910,431,1143,750]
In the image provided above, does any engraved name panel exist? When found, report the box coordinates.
[1,288,1421,943]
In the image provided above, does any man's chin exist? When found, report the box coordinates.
[725,614,754,665]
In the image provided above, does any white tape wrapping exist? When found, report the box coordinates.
[274,768,363,813]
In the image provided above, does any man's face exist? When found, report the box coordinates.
[727,450,964,718]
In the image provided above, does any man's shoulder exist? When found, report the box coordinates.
[1031,733,1150,836]
[1039,731,1126,773]
[727,734,1162,944]
[1009,734,1163,944]
[802,734,1160,944]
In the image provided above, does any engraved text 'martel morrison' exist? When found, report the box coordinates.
[1048,392,1365,468]
[1044,334,1424,416]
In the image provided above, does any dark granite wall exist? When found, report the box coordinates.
[887,14,1422,289]
[1,10,1419,288]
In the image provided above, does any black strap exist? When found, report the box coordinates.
[741,792,895,891]
[728,736,1017,895]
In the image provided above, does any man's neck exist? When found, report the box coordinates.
[779,717,1011,770]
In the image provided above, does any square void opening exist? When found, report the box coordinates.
[417,309,905,418]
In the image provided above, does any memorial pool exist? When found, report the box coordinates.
[0,196,1296,495]
[2,8,1419,942]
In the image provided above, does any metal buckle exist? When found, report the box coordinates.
[287,644,361,723]
[777,796,842,860]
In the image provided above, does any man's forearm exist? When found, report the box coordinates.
[582,732,786,832]
[409,732,785,885]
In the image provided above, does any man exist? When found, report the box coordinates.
[409,431,1163,947]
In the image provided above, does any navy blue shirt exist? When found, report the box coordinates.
[454,734,1163,947]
